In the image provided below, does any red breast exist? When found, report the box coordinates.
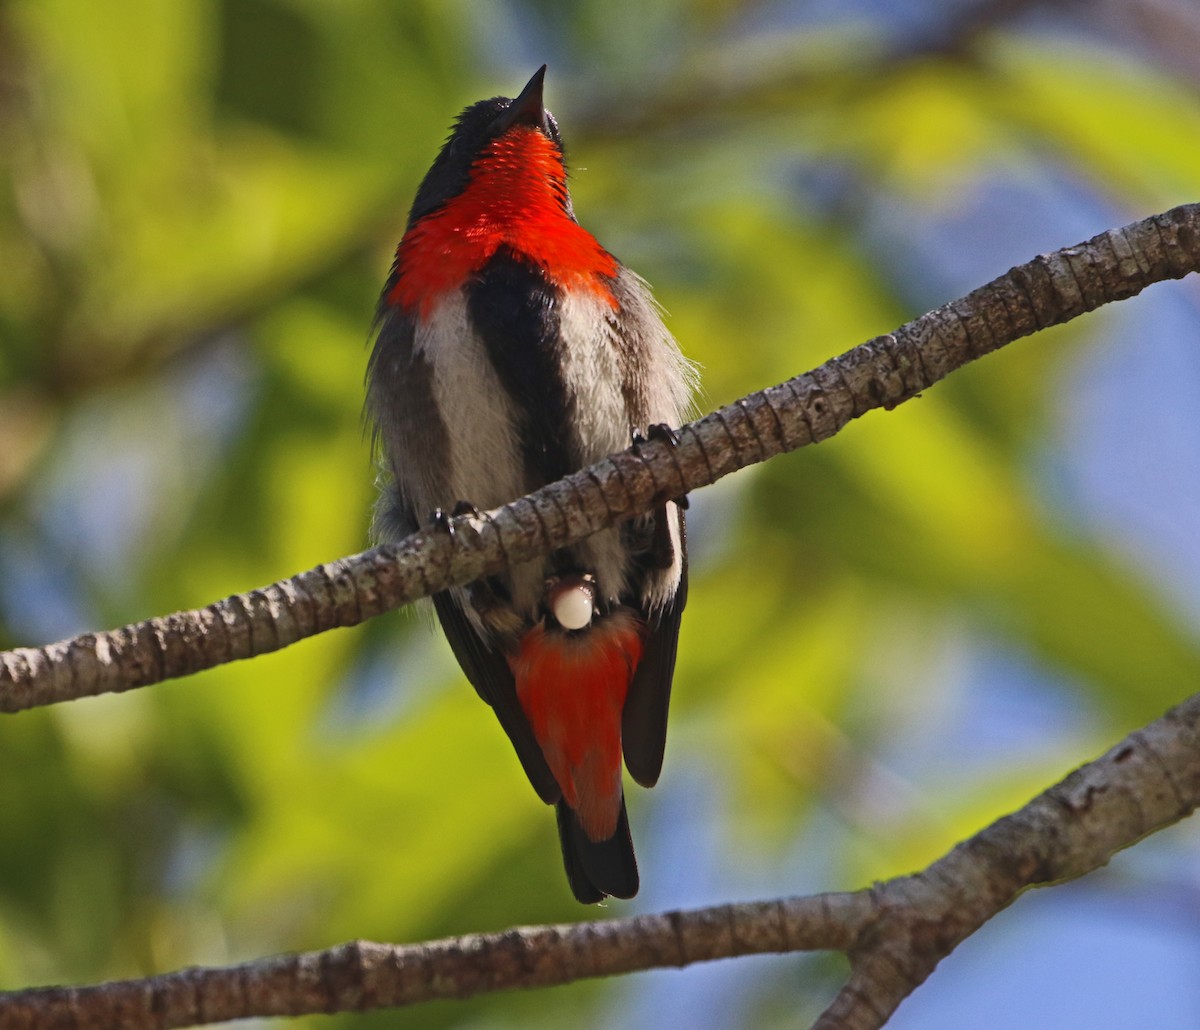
[389,127,619,319]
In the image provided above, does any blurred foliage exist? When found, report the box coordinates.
[2,1,1200,1027]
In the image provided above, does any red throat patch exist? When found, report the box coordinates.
[389,127,619,318]
[510,610,644,841]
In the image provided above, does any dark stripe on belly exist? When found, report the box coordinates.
[467,247,575,487]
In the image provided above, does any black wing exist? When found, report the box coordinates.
[556,797,639,903]
[622,509,688,788]
[431,591,561,805]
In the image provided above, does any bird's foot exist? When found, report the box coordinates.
[632,425,688,510]
[430,500,479,538]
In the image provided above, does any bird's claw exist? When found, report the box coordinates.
[430,508,454,537]
[646,422,680,447]
[632,425,688,509]
[431,500,481,538]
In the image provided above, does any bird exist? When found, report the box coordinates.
[366,66,694,902]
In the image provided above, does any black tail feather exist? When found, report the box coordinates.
[556,798,639,903]
[623,508,688,788]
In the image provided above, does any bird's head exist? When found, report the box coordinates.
[407,65,572,227]
[388,66,617,316]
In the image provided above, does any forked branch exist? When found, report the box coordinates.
[3,688,1198,1027]
[1,204,1199,1029]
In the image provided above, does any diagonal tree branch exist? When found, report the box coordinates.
[4,684,1198,1029]
[1,202,1198,716]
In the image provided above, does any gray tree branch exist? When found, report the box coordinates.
[3,687,1199,1028]
[1,203,1198,1029]
[2,203,1197,714]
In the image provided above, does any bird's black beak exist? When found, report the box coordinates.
[496,65,548,134]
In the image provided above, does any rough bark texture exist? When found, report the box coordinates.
[3,689,1199,1028]
[2,204,1197,715]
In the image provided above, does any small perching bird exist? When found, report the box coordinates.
[367,66,694,902]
